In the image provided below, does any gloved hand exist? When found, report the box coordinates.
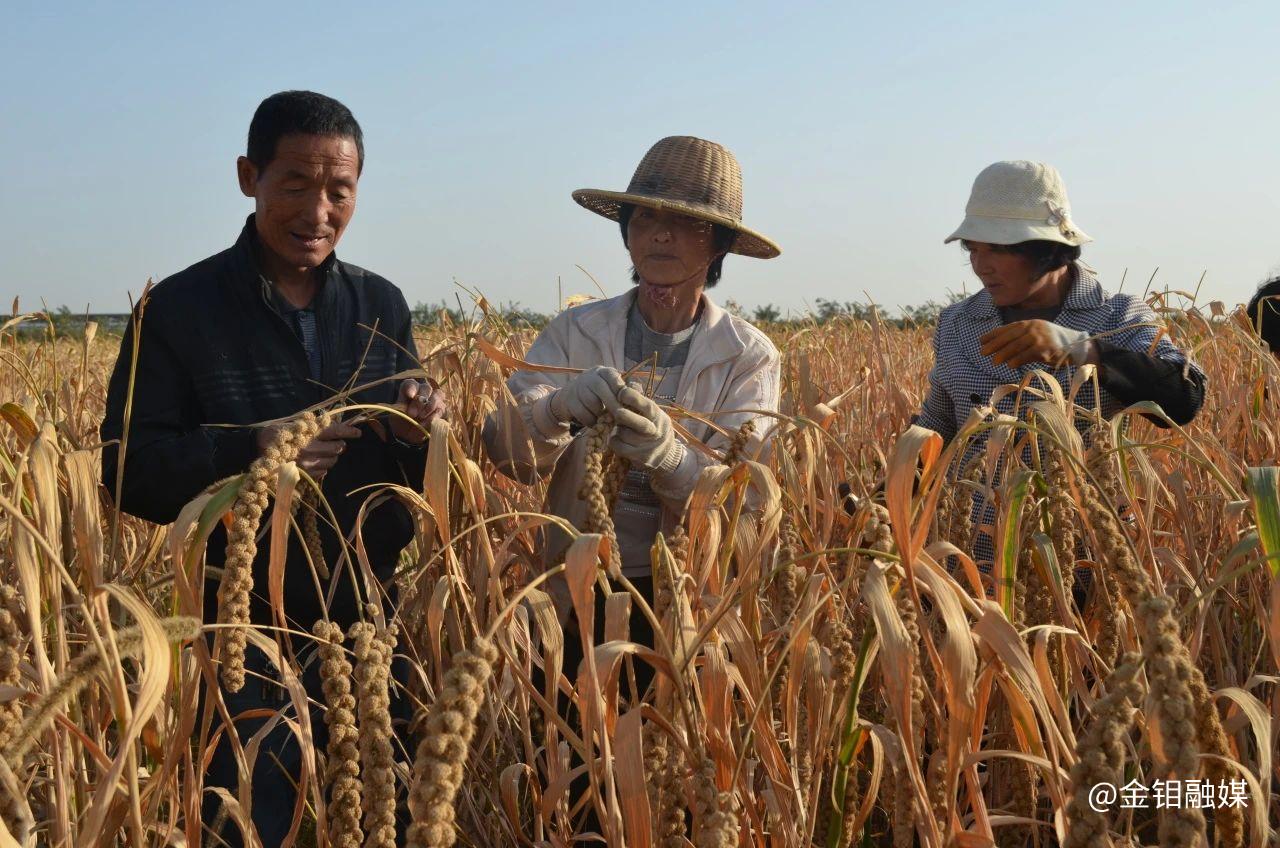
[608,384,685,474]
[548,366,627,427]
[979,320,1093,369]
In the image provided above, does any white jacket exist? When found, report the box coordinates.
[482,288,781,568]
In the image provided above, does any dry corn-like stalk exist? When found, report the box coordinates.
[0,753,33,847]
[4,616,201,764]
[658,748,689,847]
[0,585,29,841]
[407,637,498,848]
[1044,451,1077,603]
[580,414,621,567]
[0,586,24,757]
[352,620,398,848]
[891,571,926,848]
[723,419,755,467]
[1093,572,1121,670]
[644,727,671,832]
[602,448,631,513]
[298,486,329,580]
[218,410,328,692]
[645,725,689,846]
[1136,595,1206,847]
[314,620,363,848]
[1081,474,1206,846]
[771,515,803,710]
[1065,652,1144,848]
[1187,670,1244,848]
[693,756,737,848]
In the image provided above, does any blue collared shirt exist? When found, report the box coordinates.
[915,263,1205,570]
[916,262,1203,448]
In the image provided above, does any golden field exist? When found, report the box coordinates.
[0,298,1277,848]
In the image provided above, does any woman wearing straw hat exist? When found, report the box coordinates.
[915,160,1205,574]
[483,135,780,660]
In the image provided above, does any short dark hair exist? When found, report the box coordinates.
[1246,276,1280,352]
[246,90,364,176]
[618,204,737,288]
[960,239,1082,278]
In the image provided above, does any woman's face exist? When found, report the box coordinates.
[964,241,1051,307]
[626,207,719,291]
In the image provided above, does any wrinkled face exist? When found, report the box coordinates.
[626,207,720,290]
[236,134,359,273]
[964,241,1049,308]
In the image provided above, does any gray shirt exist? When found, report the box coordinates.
[266,279,323,382]
[615,301,700,578]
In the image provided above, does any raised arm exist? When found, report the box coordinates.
[1092,297,1207,427]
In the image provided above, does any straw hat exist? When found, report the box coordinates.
[945,160,1092,247]
[573,136,781,259]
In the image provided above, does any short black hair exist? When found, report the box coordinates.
[1246,276,1280,352]
[960,239,1082,279]
[618,204,737,288]
[246,90,364,176]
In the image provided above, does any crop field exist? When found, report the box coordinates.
[0,298,1277,847]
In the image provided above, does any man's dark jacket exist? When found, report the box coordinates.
[101,216,426,629]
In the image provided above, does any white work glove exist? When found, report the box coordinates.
[1050,324,1093,366]
[608,384,685,474]
[548,366,626,427]
[979,319,1093,369]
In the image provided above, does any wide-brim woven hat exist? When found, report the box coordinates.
[572,135,781,259]
[945,160,1092,247]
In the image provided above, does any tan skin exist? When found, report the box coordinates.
[238,134,445,473]
[626,207,725,333]
[964,240,1101,369]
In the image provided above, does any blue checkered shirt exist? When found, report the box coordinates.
[917,263,1201,446]
[915,262,1204,568]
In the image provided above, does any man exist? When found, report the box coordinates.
[100,90,444,846]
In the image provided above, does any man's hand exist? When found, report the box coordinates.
[979,320,1093,369]
[389,379,448,445]
[258,419,362,478]
[607,384,684,474]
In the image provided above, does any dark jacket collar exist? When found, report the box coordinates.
[229,214,342,314]
[962,262,1105,321]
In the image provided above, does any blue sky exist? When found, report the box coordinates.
[4,1,1278,316]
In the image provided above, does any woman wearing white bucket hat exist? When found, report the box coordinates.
[914,160,1206,577]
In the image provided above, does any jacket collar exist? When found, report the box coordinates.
[230,214,341,313]
[961,262,1105,321]
[956,262,1108,384]
[571,287,747,370]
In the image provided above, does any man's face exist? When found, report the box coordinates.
[236,134,360,272]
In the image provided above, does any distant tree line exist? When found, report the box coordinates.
[15,290,974,340]
[410,290,971,331]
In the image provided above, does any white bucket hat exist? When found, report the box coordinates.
[944,160,1092,247]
